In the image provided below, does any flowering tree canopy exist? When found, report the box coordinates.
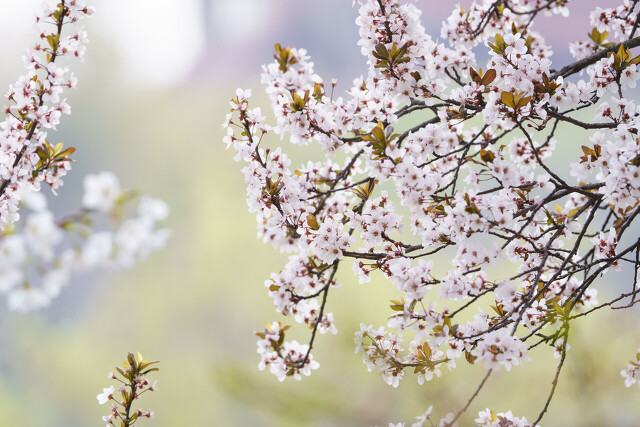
[225,0,640,425]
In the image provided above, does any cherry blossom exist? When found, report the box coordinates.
[97,385,115,405]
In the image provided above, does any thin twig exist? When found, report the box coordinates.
[532,333,568,425]
[450,369,493,425]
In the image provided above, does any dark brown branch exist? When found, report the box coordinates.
[551,36,640,79]
[546,109,617,130]
[376,0,394,44]
[295,261,339,368]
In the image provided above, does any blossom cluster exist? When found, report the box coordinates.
[0,0,93,228]
[255,321,320,381]
[390,407,534,427]
[474,408,534,427]
[226,0,640,424]
[97,352,158,427]
[621,348,640,388]
[0,172,169,312]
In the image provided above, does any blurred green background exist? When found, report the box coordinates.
[0,0,638,426]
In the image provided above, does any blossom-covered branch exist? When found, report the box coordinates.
[0,1,93,227]
[97,352,159,426]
